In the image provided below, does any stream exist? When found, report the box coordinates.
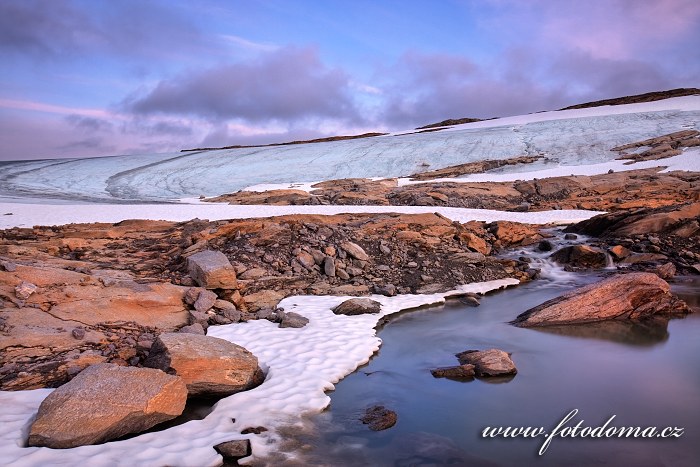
[291,242,700,466]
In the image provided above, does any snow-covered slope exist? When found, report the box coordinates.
[1,96,698,203]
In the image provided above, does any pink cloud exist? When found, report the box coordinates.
[539,0,700,59]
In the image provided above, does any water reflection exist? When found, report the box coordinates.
[291,276,700,467]
[528,317,670,347]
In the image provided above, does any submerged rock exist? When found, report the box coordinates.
[455,349,517,377]
[332,298,382,316]
[144,333,263,397]
[28,364,187,448]
[430,364,476,379]
[511,273,689,327]
[361,405,397,431]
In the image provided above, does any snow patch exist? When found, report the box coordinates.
[0,203,603,229]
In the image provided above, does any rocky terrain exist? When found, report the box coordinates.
[1,123,698,461]
[0,213,544,392]
[208,130,699,212]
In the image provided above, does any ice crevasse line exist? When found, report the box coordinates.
[0,279,518,466]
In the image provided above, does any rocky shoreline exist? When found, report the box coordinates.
[1,128,699,463]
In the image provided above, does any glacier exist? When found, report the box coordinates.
[0,97,698,203]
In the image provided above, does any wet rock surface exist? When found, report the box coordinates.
[430,364,476,379]
[566,203,700,274]
[361,405,398,431]
[511,273,689,327]
[455,349,517,377]
[214,439,252,461]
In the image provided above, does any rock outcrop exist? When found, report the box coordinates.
[511,273,689,327]
[144,333,263,397]
[455,349,517,377]
[28,364,187,448]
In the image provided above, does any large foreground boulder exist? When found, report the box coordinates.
[455,349,517,376]
[332,298,381,315]
[511,273,689,327]
[28,364,187,448]
[187,250,238,289]
[145,333,263,397]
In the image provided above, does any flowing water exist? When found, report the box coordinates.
[292,249,700,466]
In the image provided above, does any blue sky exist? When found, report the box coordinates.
[1,0,699,160]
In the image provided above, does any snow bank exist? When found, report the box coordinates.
[0,279,519,466]
[0,203,603,229]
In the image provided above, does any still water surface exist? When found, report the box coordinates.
[300,275,700,467]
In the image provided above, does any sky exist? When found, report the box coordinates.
[1,0,699,161]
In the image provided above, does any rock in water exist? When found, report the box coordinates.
[511,273,689,327]
[28,364,187,448]
[550,245,608,269]
[214,439,251,461]
[187,250,238,289]
[332,298,382,315]
[361,405,397,431]
[430,364,476,379]
[455,349,517,376]
[144,333,263,397]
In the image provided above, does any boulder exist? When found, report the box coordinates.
[187,250,238,289]
[608,245,631,260]
[340,242,370,261]
[193,289,218,313]
[214,439,251,461]
[455,349,517,377]
[323,256,336,277]
[144,333,263,397]
[537,240,554,252]
[654,263,676,280]
[511,273,689,327]
[279,312,309,328]
[179,323,206,335]
[550,245,608,269]
[296,251,316,270]
[430,364,476,379]
[28,364,187,448]
[361,405,397,431]
[242,290,284,313]
[332,298,381,315]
